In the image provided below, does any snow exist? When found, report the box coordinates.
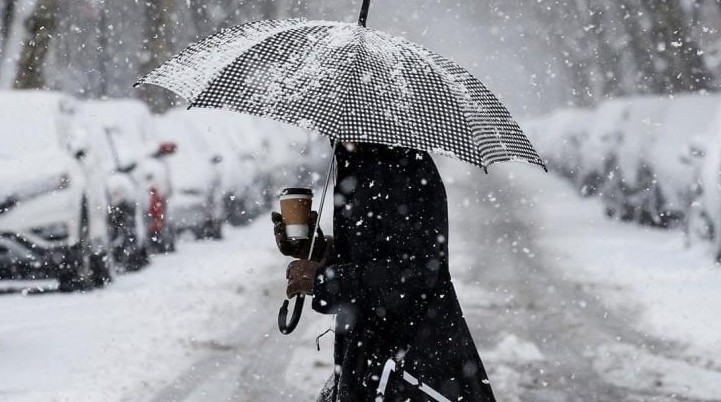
[2,160,720,400]
[594,343,721,400]
[483,334,544,364]
[578,98,632,178]
[3,91,721,400]
[0,221,283,402]
[137,19,344,101]
[523,107,593,179]
[0,91,77,153]
[512,165,721,369]
[525,93,721,260]
[649,95,721,208]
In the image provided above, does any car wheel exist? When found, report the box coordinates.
[165,229,177,252]
[125,247,147,272]
[91,252,116,288]
[58,208,93,292]
[197,219,223,240]
[211,220,223,240]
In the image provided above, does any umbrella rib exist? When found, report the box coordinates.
[402,46,492,170]
[189,21,342,105]
[142,19,341,102]
[325,29,365,140]
[190,23,354,123]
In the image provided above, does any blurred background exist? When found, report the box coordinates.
[3,0,720,112]
[1,1,720,401]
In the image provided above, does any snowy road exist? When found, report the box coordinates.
[2,163,720,402]
[138,163,721,402]
[448,166,720,402]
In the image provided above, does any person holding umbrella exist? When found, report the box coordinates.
[273,141,497,401]
[136,0,546,400]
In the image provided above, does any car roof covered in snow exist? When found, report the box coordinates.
[0,90,78,154]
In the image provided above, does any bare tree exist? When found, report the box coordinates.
[641,0,713,92]
[14,0,57,89]
[0,0,16,57]
[138,0,176,112]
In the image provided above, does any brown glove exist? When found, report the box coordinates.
[286,259,321,298]
[272,211,327,262]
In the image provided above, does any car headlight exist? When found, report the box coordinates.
[17,173,71,201]
[31,222,70,241]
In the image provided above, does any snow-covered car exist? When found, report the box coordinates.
[597,95,721,227]
[643,95,721,228]
[573,98,633,201]
[0,91,113,290]
[686,100,721,259]
[595,96,669,225]
[524,108,594,194]
[154,113,224,240]
[252,117,331,206]
[77,100,177,269]
[169,109,253,227]
[227,116,276,220]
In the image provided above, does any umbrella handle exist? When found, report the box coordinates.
[278,295,305,334]
[277,140,336,336]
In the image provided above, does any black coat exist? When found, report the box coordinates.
[312,143,496,402]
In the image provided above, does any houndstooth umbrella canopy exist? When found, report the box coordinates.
[137,18,546,172]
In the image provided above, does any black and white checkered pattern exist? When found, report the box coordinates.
[137,18,546,172]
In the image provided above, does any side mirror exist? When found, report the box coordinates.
[211,155,223,164]
[154,142,177,158]
[70,128,89,161]
[118,162,138,173]
[680,143,705,166]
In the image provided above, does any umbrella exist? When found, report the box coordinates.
[135,0,546,334]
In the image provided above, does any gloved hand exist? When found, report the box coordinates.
[272,211,328,262]
[286,259,321,298]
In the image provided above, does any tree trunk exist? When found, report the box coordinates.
[260,0,279,19]
[13,0,57,89]
[139,0,175,112]
[0,0,16,56]
[188,0,212,39]
[644,0,714,92]
[617,0,662,93]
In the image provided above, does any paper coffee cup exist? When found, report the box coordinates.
[279,188,313,240]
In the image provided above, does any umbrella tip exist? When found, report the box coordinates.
[483,166,489,175]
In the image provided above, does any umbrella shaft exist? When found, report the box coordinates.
[307,140,338,260]
[358,0,371,27]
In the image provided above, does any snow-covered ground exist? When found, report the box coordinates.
[523,93,721,261]
[1,162,720,401]
[514,166,721,365]
[474,163,721,401]
[0,220,292,401]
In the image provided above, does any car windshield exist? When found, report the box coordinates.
[0,100,60,157]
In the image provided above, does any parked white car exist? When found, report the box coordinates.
[595,95,721,227]
[174,109,253,226]
[77,100,177,269]
[0,91,112,290]
[250,117,331,206]
[685,99,721,259]
[154,113,224,240]
[524,108,594,194]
